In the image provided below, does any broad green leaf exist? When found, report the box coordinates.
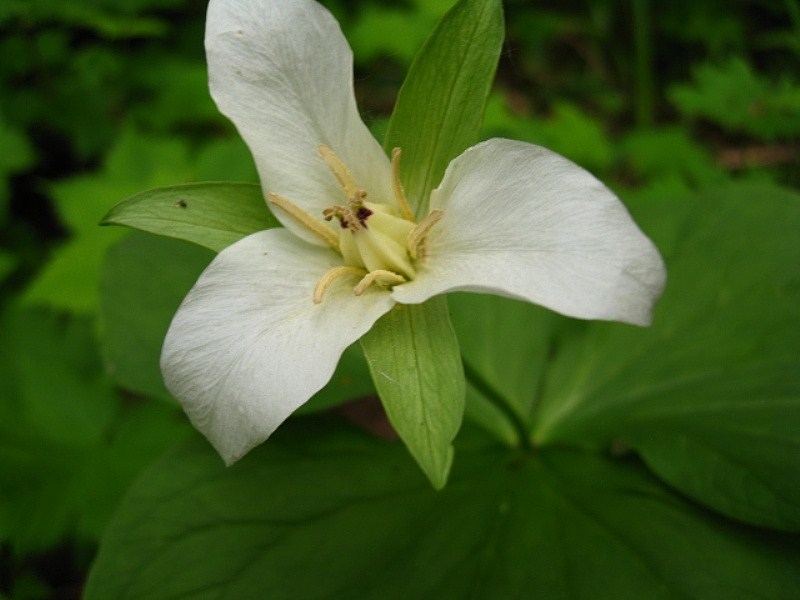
[384,0,504,217]
[462,384,520,447]
[0,309,117,447]
[531,183,800,531]
[102,182,277,253]
[360,298,464,489]
[86,421,800,599]
[450,292,565,425]
[0,307,191,554]
[99,233,213,400]
[296,343,376,415]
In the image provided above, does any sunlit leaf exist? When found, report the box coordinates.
[670,58,800,140]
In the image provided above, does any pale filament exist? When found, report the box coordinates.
[268,192,340,251]
[313,266,367,304]
[353,270,407,296]
[269,146,445,304]
[407,210,444,259]
[391,147,415,221]
[318,145,361,199]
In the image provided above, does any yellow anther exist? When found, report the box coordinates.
[268,193,340,251]
[318,145,361,199]
[407,210,444,259]
[391,147,415,222]
[313,266,367,304]
[353,270,406,296]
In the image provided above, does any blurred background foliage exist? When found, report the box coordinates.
[0,0,798,597]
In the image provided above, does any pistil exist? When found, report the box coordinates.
[266,145,446,303]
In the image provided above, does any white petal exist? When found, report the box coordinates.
[392,139,666,325]
[206,0,393,245]
[161,229,395,464]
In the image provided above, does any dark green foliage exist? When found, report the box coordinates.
[85,422,800,599]
[1,0,799,596]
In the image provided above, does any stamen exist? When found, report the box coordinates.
[323,191,370,231]
[407,210,444,259]
[268,193,340,251]
[353,270,406,296]
[391,147,415,222]
[318,145,360,199]
[313,266,367,304]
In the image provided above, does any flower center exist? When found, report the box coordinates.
[267,146,443,303]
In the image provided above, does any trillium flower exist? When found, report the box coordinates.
[162,0,666,464]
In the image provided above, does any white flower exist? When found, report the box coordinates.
[161,0,666,464]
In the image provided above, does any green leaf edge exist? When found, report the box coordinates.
[360,299,465,490]
[384,0,504,217]
[101,181,278,253]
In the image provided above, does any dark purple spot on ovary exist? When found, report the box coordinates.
[356,206,373,225]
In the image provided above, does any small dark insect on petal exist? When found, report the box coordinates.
[175,199,188,208]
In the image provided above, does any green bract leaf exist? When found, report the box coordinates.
[24,129,255,313]
[360,298,464,489]
[21,128,188,313]
[357,0,500,487]
[532,183,800,531]
[384,0,504,217]
[86,421,800,599]
[102,182,278,253]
